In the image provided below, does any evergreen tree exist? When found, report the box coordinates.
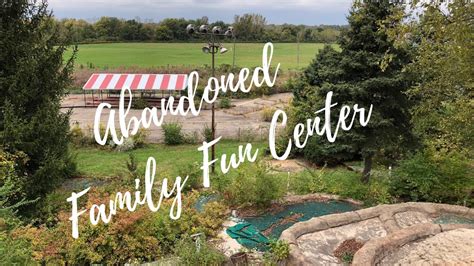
[290,1,416,183]
[0,0,76,205]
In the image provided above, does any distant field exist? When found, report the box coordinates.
[67,42,337,70]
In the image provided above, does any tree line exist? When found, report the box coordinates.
[54,14,343,44]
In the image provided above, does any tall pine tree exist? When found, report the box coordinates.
[0,0,76,205]
[290,1,416,183]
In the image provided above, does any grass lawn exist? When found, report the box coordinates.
[74,140,267,178]
[67,42,338,70]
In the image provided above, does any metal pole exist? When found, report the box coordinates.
[211,37,216,174]
[232,36,236,69]
[297,39,300,69]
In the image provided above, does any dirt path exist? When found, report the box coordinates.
[63,93,292,143]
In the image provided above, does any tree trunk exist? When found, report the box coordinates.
[362,153,373,184]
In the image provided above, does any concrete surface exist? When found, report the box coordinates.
[63,93,292,143]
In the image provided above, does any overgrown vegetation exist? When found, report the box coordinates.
[173,236,226,265]
[390,150,473,206]
[216,161,285,208]
[264,240,290,264]
[219,97,232,109]
[162,122,184,145]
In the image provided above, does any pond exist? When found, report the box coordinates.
[243,200,358,239]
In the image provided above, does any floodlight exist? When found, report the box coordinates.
[186,24,195,34]
[202,45,211,54]
[224,27,234,37]
[220,47,228,54]
[212,26,222,35]
[199,25,208,34]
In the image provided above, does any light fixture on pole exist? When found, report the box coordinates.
[187,24,235,174]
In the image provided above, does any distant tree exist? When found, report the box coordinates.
[94,16,123,40]
[0,0,76,206]
[121,19,145,41]
[48,15,343,43]
[155,25,173,41]
[159,18,190,41]
[233,13,266,41]
[290,1,416,183]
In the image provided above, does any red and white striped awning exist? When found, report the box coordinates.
[83,74,188,91]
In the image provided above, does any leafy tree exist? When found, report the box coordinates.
[51,15,342,43]
[155,25,174,41]
[121,19,146,41]
[233,13,267,41]
[383,1,473,205]
[290,1,416,183]
[386,1,473,155]
[0,0,76,207]
[159,18,191,41]
[94,16,123,41]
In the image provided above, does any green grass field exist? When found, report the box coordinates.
[74,140,266,177]
[68,42,337,70]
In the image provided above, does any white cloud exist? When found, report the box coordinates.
[49,0,351,10]
[48,0,353,24]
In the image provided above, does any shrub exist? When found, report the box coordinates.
[268,240,290,261]
[177,162,202,191]
[132,97,148,109]
[70,123,88,147]
[173,237,226,265]
[0,229,35,265]
[222,161,285,207]
[290,167,391,205]
[262,107,276,122]
[11,188,227,264]
[86,124,115,149]
[197,202,228,236]
[162,122,184,145]
[254,84,273,96]
[34,190,71,227]
[219,97,232,109]
[115,138,136,152]
[202,124,213,143]
[183,131,200,145]
[125,153,139,180]
[389,150,473,206]
[115,128,149,152]
[131,128,150,148]
[0,151,35,264]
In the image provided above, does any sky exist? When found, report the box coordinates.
[48,0,354,25]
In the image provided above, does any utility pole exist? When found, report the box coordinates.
[186,24,234,174]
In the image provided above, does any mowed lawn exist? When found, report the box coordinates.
[74,140,266,178]
[68,42,338,70]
